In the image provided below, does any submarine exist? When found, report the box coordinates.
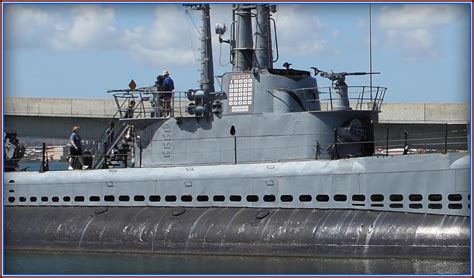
[4,4,470,260]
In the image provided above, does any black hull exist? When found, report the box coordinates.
[4,207,470,259]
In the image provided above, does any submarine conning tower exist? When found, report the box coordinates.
[103,4,387,168]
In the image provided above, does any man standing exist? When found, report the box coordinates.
[68,126,85,170]
[161,70,174,117]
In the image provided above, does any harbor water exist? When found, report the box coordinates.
[4,250,470,275]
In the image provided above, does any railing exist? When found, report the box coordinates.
[293,86,387,112]
[107,87,195,120]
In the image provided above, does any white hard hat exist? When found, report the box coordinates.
[162,70,169,75]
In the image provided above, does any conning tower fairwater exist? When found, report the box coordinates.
[4,4,470,260]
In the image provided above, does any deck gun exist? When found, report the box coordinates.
[311,67,380,87]
[311,67,380,110]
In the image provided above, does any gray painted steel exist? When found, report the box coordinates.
[5,153,470,216]
[4,207,469,259]
[3,4,471,260]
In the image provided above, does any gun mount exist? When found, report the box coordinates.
[311,67,381,111]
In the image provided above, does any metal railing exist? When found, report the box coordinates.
[294,86,387,112]
[107,87,196,120]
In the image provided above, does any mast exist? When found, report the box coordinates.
[255,5,273,70]
[233,4,254,71]
[186,4,215,92]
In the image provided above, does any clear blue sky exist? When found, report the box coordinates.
[3,3,471,103]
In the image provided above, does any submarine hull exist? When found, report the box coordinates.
[4,207,469,259]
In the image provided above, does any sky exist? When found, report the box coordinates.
[3,3,471,103]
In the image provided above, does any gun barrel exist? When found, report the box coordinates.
[346,72,381,76]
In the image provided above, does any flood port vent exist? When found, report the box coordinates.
[409,194,423,202]
[371,194,384,202]
[134,195,145,202]
[316,195,329,202]
[299,195,312,202]
[389,204,403,208]
[428,194,442,202]
[448,204,462,210]
[30,197,37,202]
[119,195,130,202]
[246,195,259,202]
[213,195,225,202]
[149,195,161,202]
[448,194,462,201]
[352,195,365,201]
[19,197,27,202]
[197,195,209,202]
[389,194,403,202]
[165,195,177,202]
[230,195,242,202]
[280,195,293,202]
[409,204,423,209]
[181,195,192,202]
[52,197,59,202]
[90,196,100,202]
[334,194,347,202]
[74,196,85,202]
[263,195,276,202]
[428,204,442,209]
[41,196,48,202]
[63,196,70,202]
[8,197,15,203]
[104,195,115,202]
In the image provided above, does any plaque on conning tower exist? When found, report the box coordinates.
[228,73,254,113]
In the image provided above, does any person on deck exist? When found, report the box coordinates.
[161,70,174,117]
[68,126,86,170]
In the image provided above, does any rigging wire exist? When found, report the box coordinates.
[184,9,199,70]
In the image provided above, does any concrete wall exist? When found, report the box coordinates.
[4,97,117,119]
[4,97,470,124]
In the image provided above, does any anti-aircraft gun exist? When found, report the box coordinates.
[311,67,380,110]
